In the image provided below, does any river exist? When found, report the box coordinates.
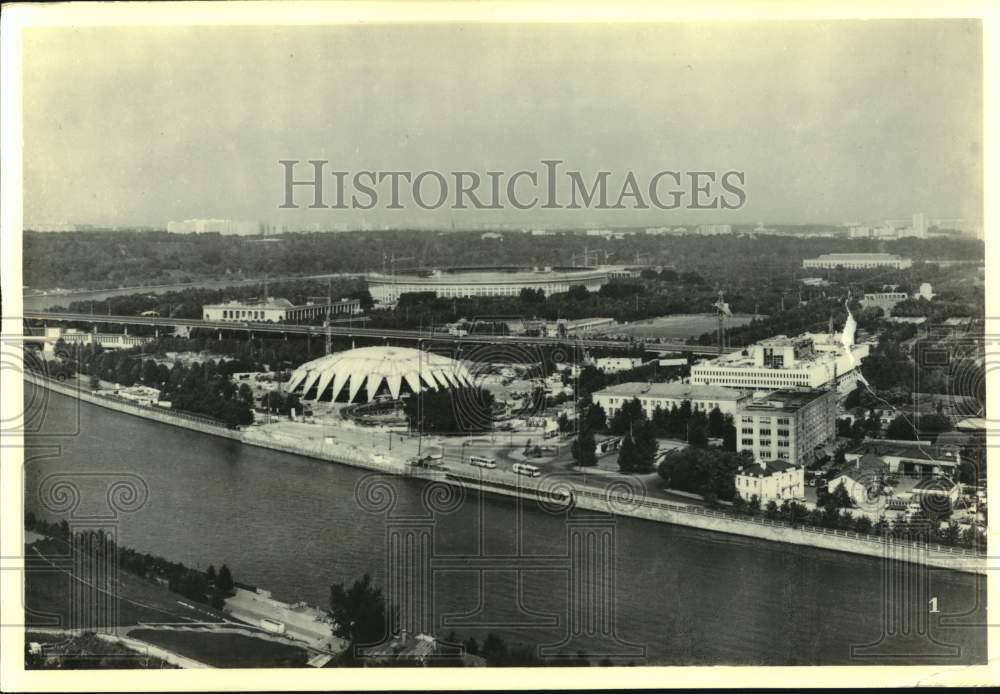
[23,385,986,665]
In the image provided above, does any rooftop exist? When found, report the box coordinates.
[738,389,831,414]
[593,382,747,402]
[850,440,959,464]
[204,296,358,309]
[809,253,905,261]
[830,453,889,482]
[737,460,798,478]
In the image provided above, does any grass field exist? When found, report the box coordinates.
[24,538,228,631]
[603,313,758,340]
[129,629,309,668]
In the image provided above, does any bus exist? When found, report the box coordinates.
[512,462,541,477]
[468,455,496,469]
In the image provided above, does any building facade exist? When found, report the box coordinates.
[861,292,908,313]
[845,440,960,476]
[802,253,912,270]
[735,389,836,466]
[735,460,804,505]
[365,267,613,303]
[592,382,749,419]
[689,332,869,392]
[826,453,890,507]
[593,357,644,373]
[202,297,362,323]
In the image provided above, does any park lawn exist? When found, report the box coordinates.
[25,539,228,630]
[129,629,310,668]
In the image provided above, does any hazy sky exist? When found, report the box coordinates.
[23,20,982,229]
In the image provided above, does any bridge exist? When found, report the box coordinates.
[22,311,731,355]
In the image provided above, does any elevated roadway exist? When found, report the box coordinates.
[22,311,732,355]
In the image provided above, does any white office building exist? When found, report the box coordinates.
[592,382,749,419]
[203,297,362,322]
[690,332,869,393]
[802,253,912,270]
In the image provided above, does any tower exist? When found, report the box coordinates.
[324,278,333,355]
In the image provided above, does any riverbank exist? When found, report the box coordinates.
[23,372,986,574]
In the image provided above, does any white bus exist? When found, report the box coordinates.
[468,455,497,469]
[512,462,541,477]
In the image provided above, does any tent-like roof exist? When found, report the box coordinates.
[284,346,474,403]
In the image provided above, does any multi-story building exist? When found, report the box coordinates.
[735,460,805,505]
[689,332,869,393]
[802,253,912,270]
[848,225,872,239]
[365,267,613,303]
[735,389,836,466]
[912,212,928,238]
[860,292,908,313]
[592,382,749,419]
[202,297,362,323]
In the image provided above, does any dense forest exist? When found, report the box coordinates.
[24,229,983,292]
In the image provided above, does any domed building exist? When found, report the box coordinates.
[284,346,475,403]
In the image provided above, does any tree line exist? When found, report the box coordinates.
[26,512,237,608]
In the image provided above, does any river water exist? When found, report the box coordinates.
[24,385,986,665]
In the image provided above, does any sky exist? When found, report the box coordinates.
[22,20,983,229]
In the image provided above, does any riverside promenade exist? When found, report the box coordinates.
[23,372,987,575]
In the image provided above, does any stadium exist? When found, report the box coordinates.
[364,266,625,303]
[284,346,474,403]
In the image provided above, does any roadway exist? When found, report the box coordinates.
[23,310,729,355]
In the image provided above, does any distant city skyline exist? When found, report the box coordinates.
[23,21,982,229]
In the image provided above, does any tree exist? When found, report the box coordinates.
[687,417,708,448]
[330,573,390,649]
[836,418,853,438]
[571,429,598,467]
[826,482,854,510]
[706,407,725,438]
[843,383,863,409]
[519,287,545,304]
[216,565,234,594]
[567,284,590,301]
[722,419,737,451]
[608,398,645,435]
[617,435,637,473]
[630,420,658,473]
[576,365,607,399]
[885,414,918,441]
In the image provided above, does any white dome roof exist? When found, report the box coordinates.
[285,346,474,403]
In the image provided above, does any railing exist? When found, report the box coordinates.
[571,486,984,558]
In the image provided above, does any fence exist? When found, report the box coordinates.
[571,486,983,558]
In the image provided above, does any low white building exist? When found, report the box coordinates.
[802,253,912,270]
[203,296,361,323]
[594,357,643,373]
[861,292,908,313]
[735,460,804,506]
[115,385,161,407]
[592,382,749,419]
[826,453,891,507]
